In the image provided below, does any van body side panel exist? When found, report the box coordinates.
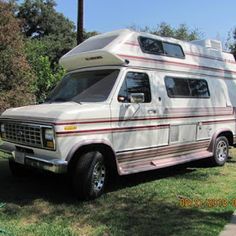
[112,68,236,175]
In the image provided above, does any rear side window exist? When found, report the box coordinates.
[139,36,185,59]
[163,42,185,58]
[118,72,151,103]
[165,77,210,98]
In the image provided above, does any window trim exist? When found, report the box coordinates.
[117,71,152,103]
[164,76,211,99]
[138,36,185,59]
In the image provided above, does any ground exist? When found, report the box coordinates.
[0,149,236,236]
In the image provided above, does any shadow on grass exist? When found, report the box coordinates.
[0,159,74,205]
[0,158,202,204]
[0,157,232,204]
[107,164,194,193]
[88,201,231,236]
[226,155,236,163]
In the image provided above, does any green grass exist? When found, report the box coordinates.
[1,150,236,236]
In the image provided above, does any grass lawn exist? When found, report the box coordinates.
[0,149,236,236]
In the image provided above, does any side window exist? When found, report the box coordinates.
[165,77,190,97]
[139,37,164,55]
[165,77,210,98]
[118,72,151,103]
[139,36,185,59]
[188,79,210,97]
[163,42,185,58]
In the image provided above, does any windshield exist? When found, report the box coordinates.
[46,69,120,103]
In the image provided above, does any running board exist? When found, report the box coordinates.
[118,150,213,175]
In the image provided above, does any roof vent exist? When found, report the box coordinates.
[191,39,222,51]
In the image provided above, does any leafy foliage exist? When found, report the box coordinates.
[224,29,236,59]
[0,1,35,112]
[84,30,99,40]
[18,0,74,38]
[14,0,76,102]
[25,39,65,103]
[130,22,203,41]
[17,0,76,64]
[230,29,236,59]
[16,0,100,103]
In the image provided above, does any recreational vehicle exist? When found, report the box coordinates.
[0,29,236,199]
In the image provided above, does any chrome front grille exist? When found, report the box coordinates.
[4,122,42,148]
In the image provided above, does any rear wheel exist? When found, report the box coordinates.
[9,159,32,177]
[72,151,107,200]
[211,136,229,166]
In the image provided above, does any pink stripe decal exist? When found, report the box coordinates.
[124,41,236,64]
[56,119,236,137]
[56,124,170,136]
[202,119,236,125]
[124,42,140,46]
[54,111,234,126]
[117,54,236,75]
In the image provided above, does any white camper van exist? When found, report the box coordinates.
[1,29,236,199]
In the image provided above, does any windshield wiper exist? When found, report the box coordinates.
[51,98,68,102]
[44,98,69,103]
[48,98,82,105]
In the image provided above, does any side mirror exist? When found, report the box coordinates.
[130,93,145,103]
[117,96,126,102]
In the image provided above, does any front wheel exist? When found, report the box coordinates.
[211,136,229,166]
[72,151,107,200]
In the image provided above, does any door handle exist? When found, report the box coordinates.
[148,109,157,114]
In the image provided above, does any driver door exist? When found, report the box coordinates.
[110,70,158,152]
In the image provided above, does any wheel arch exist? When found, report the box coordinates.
[208,128,233,153]
[66,140,119,175]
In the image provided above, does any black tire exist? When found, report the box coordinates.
[72,151,107,200]
[9,159,33,177]
[211,136,229,166]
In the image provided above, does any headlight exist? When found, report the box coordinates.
[42,127,55,150]
[45,129,54,141]
[0,124,5,133]
[0,124,6,138]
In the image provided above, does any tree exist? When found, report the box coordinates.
[230,29,236,59]
[84,30,99,40]
[225,28,236,59]
[130,22,203,41]
[18,0,74,38]
[0,1,35,112]
[16,0,100,102]
[15,0,76,102]
[17,0,76,63]
[24,39,65,103]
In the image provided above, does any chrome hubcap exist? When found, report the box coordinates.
[92,161,106,193]
[216,140,227,162]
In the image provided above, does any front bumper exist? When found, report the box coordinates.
[0,143,67,174]
[24,156,67,173]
